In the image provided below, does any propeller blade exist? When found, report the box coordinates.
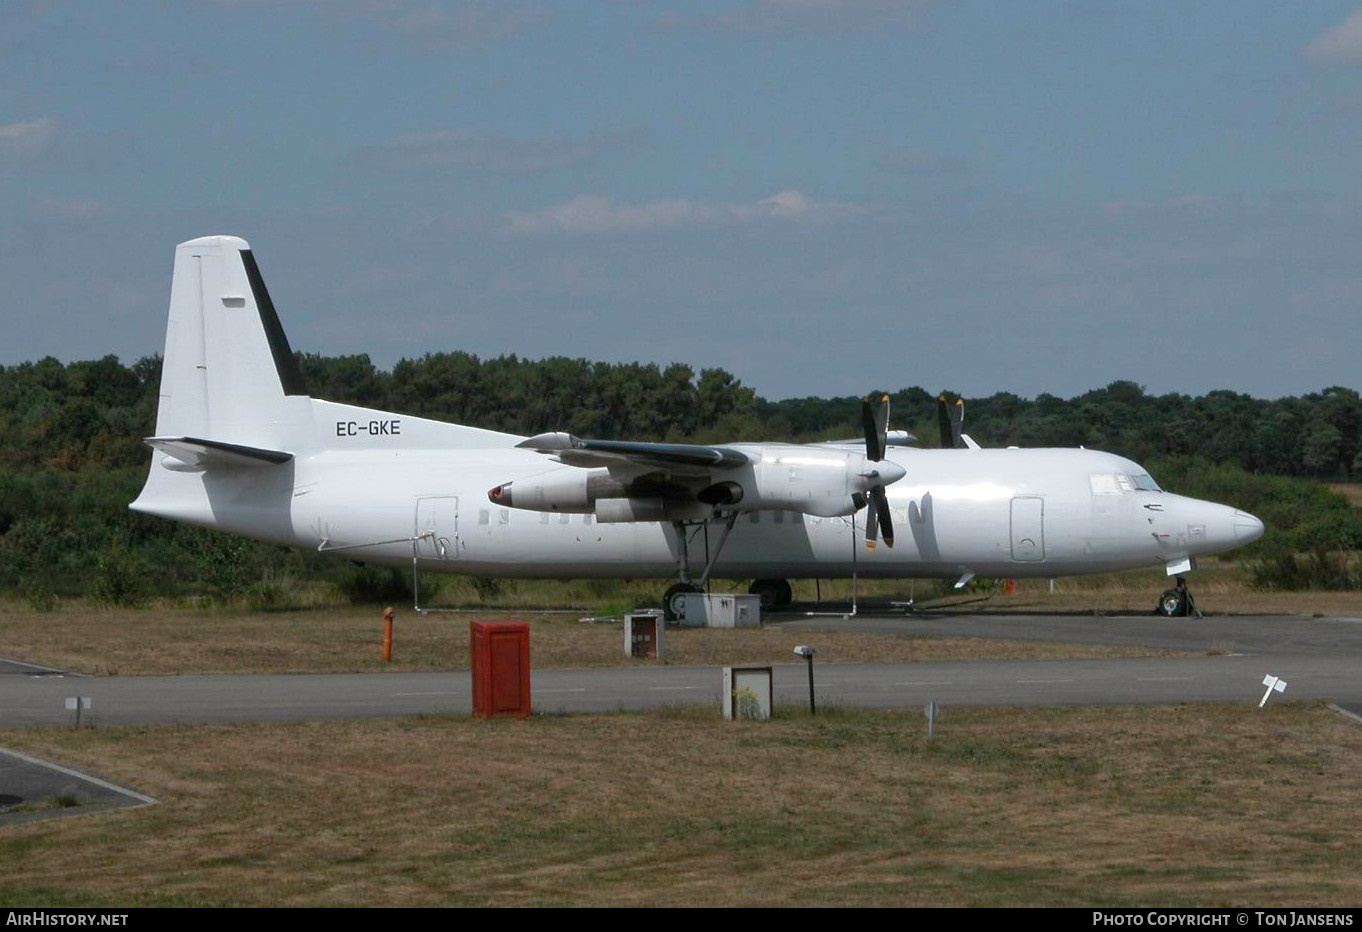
[864,493,879,551]
[861,392,890,462]
[872,486,894,548]
[937,395,966,449]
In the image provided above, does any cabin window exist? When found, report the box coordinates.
[540,513,550,525]
[499,508,510,525]
[559,513,570,524]
[478,509,490,525]
[584,514,594,526]
[774,511,785,524]
[790,513,803,525]
[749,512,760,524]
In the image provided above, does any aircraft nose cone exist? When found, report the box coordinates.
[1234,510,1265,544]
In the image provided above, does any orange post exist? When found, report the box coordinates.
[1004,579,1018,596]
[383,606,395,662]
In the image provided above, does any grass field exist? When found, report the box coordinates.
[0,601,1179,676]
[5,561,1362,676]
[1,702,1359,907]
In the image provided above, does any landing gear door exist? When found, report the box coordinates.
[1010,496,1045,562]
[415,496,459,560]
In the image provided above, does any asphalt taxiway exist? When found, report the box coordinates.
[0,608,1359,727]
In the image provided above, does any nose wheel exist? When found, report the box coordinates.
[1156,576,1202,618]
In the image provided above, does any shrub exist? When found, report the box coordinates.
[335,565,413,605]
[18,578,58,612]
[87,542,147,607]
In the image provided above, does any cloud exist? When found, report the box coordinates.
[28,197,107,221]
[342,1,549,55]
[1304,8,1362,66]
[350,127,649,176]
[0,116,58,163]
[874,146,968,177]
[505,189,871,236]
[661,0,936,37]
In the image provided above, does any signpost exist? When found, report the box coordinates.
[1259,674,1287,708]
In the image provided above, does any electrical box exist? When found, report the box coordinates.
[722,666,773,720]
[679,592,761,628]
[624,612,666,661]
[470,620,531,719]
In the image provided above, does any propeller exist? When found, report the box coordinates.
[937,394,966,449]
[860,393,900,551]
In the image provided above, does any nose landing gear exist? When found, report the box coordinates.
[1156,576,1202,618]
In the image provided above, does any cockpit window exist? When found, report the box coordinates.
[1131,473,1162,492]
[1090,472,1162,495]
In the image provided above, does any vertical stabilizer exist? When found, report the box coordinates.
[153,235,310,451]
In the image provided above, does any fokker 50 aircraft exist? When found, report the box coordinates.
[132,236,1265,617]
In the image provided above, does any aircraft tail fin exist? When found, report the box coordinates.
[151,235,310,452]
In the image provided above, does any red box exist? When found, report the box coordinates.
[470,621,531,719]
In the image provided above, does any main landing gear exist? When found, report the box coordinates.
[660,513,747,622]
[658,514,799,620]
[1155,575,1202,618]
[748,578,793,612]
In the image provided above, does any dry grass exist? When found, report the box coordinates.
[749,563,1362,617]
[0,601,1170,676]
[974,582,1362,617]
[1,703,1360,906]
[1329,483,1362,509]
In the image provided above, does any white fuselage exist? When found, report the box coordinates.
[135,441,1263,581]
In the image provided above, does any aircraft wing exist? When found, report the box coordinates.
[146,436,293,469]
[516,432,749,473]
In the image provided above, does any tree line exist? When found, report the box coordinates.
[0,351,1358,601]
[2,352,1360,479]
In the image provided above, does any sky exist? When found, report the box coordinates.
[3,0,1362,402]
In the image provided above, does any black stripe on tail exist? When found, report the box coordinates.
[240,249,309,397]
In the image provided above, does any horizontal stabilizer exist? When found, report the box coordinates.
[146,436,293,470]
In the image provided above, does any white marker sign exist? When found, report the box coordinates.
[1259,675,1287,708]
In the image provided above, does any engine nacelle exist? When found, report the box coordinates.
[591,498,707,523]
[739,445,904,517]
[489,446,904,522]
[489,468,627,513]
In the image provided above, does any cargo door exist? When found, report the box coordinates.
[1010,496,1045,562]
[414,496,459,560]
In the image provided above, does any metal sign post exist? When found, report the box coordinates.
[65,697,92,727]
[1259,674,1287,708]
[793,646,816,714]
